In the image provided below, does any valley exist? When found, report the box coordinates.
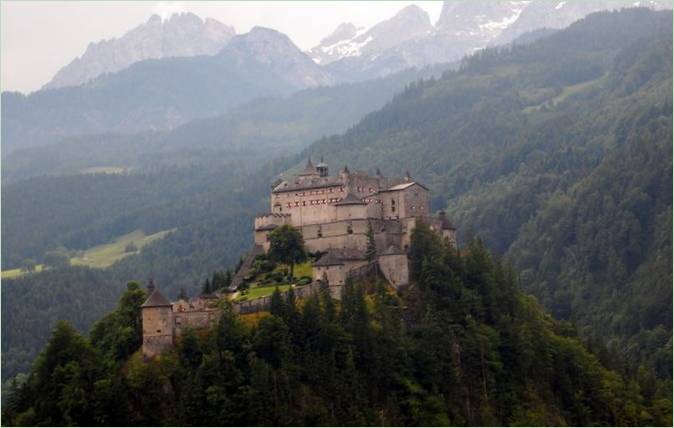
[1,2,672,426]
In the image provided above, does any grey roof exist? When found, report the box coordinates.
[272,175,343,193]
[334,192,366,205]
[141,287,172,308]
[379,181,429,192]
[255,223,279,231]
[314,250,344,267]
[299,157,316,176]
[338,247,366,260]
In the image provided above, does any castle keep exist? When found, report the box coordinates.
[141,158,456,358]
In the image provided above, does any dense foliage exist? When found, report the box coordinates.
[302,8,673,379]
[3,225,671,426]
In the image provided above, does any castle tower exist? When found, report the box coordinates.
[141,281,174,359]
[341,164,350,185]
[316,156,328,177]
[299,156,317,176]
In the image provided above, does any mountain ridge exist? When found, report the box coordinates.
[44,12,236,90]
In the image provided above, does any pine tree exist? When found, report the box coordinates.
[365,221,377,262]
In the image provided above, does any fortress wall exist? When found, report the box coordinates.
[304,234,368,253]
[335,204,368,221]
[313,264,347,285]
[142,306,174,358]
[173,310,219,335]
[403,184,430,217]
[378,254,409,289]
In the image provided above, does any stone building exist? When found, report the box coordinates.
[141,281,220,358]
[255,157,456,287]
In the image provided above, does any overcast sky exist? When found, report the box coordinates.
[1,1,444,93]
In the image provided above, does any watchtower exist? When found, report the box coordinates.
[141,280,174,359]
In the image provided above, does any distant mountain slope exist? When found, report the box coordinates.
[1,27,332,155]
[312,0,671,81]
[309,5,432,65]
[302,8,672,376]
[2,64,449,183]
[43,12,235,90]
[1,64,451,265]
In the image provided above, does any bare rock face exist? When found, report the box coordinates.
[313,0,672,82]
[43,12,235,90]
[224,27,335,88]
[308,5,432,66]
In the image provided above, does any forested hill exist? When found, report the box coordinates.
[302,8,672,379]
[3,226,671,426]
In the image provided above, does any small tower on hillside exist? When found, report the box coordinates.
[141,279,174,359]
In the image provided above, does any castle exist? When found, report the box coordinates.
[254,157,456,287]
[141,158,456,358]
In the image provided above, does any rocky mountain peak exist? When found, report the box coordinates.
[223,27,335,88]
[43,12,235,90]
[308,4,431,66]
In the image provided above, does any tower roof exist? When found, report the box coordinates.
[299,156,317,176]
[141,287,172,308]
[314,250,344,267]
[334,192,366,205]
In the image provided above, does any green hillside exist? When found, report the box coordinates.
[1,8,671,394]
[1,229,173,279]
[300,8,673,379]
[2,227,670,426]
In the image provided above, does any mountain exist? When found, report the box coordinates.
[1,27,332,155]
[1,64,449,183]
[302,7,673,379]
[2,6,671,404]
[491,0,671,45]
[308,5,432,65]
[43,12,236,90]
[312,0,671,82]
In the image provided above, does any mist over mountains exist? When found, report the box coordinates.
[3,0,671,156]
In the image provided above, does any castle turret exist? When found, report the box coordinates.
[299,156,317,176]
[316,156,328,177]
[341,164,350,184]
[141,282,174,359]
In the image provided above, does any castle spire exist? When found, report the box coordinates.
[404,170,411,181]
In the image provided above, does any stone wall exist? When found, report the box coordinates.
[142,306,174,358]
[378,254,409,289]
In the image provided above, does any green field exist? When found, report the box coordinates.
[1,229,174,279]
[523,75,606,114]
[80,166,129,175]
[233,260,313,302]
[236,284,293,302]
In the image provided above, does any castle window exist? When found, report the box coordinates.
[391,199,396,213]
[302,201,306,206]
[329,188,333,193]
[347,224,353,234]
[156,329,162,333]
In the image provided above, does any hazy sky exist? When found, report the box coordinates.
[1,1,444,93]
